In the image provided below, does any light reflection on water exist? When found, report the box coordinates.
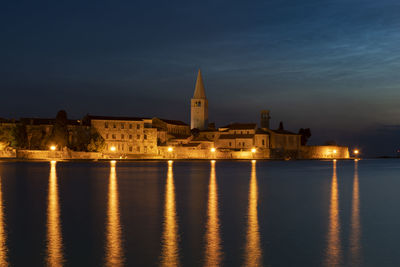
[160,161,180,267]
[0,159,382,266]
[350,160,361,266]
[244,160,263,267]
[204,160,222,267]
[105,161,124,267]
[325,160,341,266]
[0,173,8,266]
[46,161,64,266]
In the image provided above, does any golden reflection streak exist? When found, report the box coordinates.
[244,160,263,267]
[160,161,180,267]
[105,161,124,267]
[349,160,361,266]
[204,160,222,267]
[46,161,64,266]
[325,160,341,267]
[0,174,8,266]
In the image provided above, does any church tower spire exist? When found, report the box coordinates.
[193,69,206,99]
[191,69,209,130]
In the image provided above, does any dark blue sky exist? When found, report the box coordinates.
[1,0,400,156]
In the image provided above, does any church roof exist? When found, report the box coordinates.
[219,134,254,139]
[193,69,207,99]
[156,118,188,126]
[221,123,257,130]
[86,115,147,121]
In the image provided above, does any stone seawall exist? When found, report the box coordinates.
[299,145,349,159]
[0,150,16,158]
[16,150,102,160]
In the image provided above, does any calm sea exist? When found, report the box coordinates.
[0,159,399,266]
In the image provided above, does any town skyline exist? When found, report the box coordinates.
[1,0,399,156]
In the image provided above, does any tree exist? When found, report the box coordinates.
[298,128,312,146]
[11,124,28,148]
[48,110,69,149]
[278,121,284,131]
[87,131,105,152]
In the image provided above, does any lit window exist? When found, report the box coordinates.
[121,144,124,151]
[129,146,132,152]
[144,146,147,153]
[106,134,109,139]
[137,146,140,152]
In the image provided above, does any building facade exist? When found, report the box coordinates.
[88,116,158,155]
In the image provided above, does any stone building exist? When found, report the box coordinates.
[215,123,269,150]
[151,117,190,144]
[19,118,84,150]
[87,115,157,155]
[191,69,208,130]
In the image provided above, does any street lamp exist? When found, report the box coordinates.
[110,146,116,152]
[50,145,56,151]
[167,146,173,152]
[251,148,256,153]
[210,147,216,153]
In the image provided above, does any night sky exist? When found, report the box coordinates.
[1,0,400,156]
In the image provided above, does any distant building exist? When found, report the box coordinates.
[191,69,208,130]
[87,115,157,155]
[151,118,190,145]
[216,123,269,150]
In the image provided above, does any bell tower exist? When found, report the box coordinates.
[191,69,208,130]
[260,110,271,129]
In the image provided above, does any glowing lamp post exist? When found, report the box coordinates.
[167,146,173,159]
[353,149,360,159]
[332,149,337,159]
[251,147,256,159]
[210,147,216,159]
[110,146,116,152]
[50,145,56,151]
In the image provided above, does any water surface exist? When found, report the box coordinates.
[0,159,399,266]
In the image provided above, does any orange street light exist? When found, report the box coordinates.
[210,147,216,153]
[333,149,337,154]
[354,149,359,155]
[251,148,257,153]
[167,146,173,152]
[50,145,56,151]
[110,146,116,152]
